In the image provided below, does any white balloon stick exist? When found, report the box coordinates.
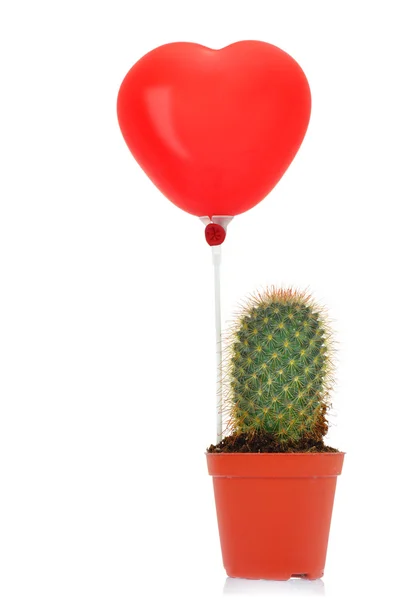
[212,244,223,444]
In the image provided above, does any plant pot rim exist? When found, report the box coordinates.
[206,450,345,477]
[205,451,345,455]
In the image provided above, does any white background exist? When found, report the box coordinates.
[1,1,399,598]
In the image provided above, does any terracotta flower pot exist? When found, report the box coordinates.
[207,452,344,580]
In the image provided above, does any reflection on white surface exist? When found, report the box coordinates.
[223,576,325,596]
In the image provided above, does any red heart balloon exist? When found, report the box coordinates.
[117,41,311,218]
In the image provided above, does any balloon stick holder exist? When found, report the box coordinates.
[200,216,234,444]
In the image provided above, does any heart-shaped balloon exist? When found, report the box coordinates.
[117,41,311,218]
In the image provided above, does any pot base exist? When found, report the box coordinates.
[226,568,324,581]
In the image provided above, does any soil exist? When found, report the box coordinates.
[207,430,338,454]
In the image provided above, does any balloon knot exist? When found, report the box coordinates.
[205,223,226,246]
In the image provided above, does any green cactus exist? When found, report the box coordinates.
[224,288,334,443]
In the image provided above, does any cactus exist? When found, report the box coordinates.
[224,288,334,443]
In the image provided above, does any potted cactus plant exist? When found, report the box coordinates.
[207,287,344,580]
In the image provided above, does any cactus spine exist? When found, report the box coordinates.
[225,288,334,443]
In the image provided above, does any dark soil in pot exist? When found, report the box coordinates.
[207,430,338,453]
